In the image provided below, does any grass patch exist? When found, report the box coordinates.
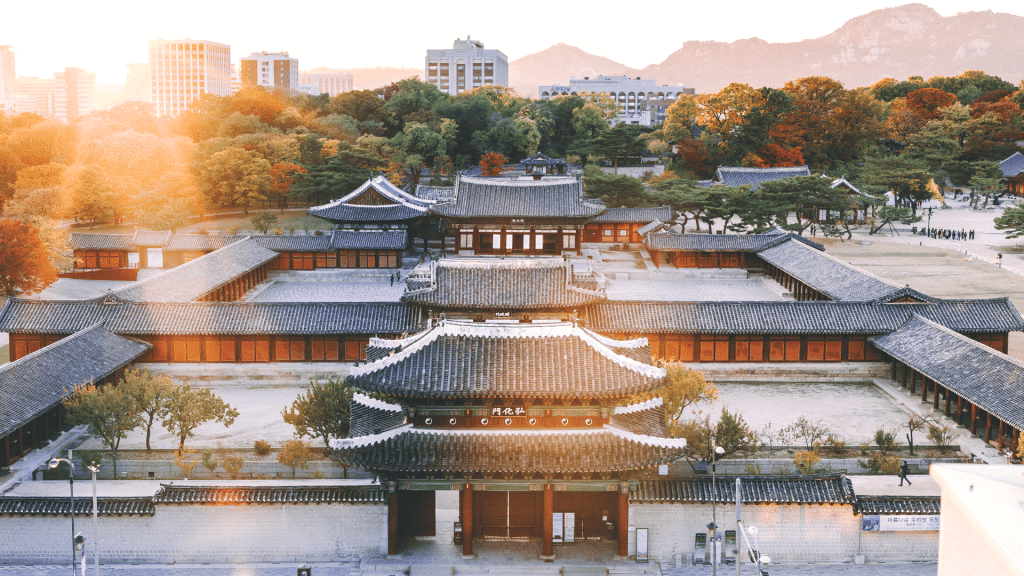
[1000,244,1024,254]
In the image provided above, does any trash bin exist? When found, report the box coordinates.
[604,521,616,541]
[453,522,463,545]
[912,226,917,234]
[297,565,312,576]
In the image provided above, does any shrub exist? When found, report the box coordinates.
[793,450,820,475]
[743,463,764,475]
[313,229,324,236]
[200,448,217,473]
[860,453,901,475]
[76,449,104,469]
[254,440,272,456]
[874,428,899,452]
[175,446,199,479]
[928,425,958,453]
[824,434,848,456]
[222,454,244,479]
[278,439,311,478]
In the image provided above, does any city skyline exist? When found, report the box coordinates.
[3,0,1024,85]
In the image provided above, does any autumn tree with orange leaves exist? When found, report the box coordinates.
[268,162,308,212]
[0,218,57,296]
[479,152,508,176]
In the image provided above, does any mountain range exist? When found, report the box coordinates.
[341,4,1024,97]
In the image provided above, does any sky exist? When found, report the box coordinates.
[3,0,1024,84]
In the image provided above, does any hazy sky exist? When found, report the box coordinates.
[4,0,1024,84]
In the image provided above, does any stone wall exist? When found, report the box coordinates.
[629,502,937,564]
[0,502,387,564]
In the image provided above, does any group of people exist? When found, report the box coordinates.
[920,228,974,241]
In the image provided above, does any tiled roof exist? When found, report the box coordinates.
[646,232,787,252]
[0,497,155,516]
[0,299,423,336]
[521,152,568,166]
[336,175,433,208]
[152,484,386,504]
[163,234,237,252]
[759,226,826,250]
[308,203,427,223]
[633,475,856,505]
[415,185,456,202]
[610,399,668,436]
[1000,151,1024,178]
[308,176,431,224]
[0,323,151,438]
[831,177,869,197]
[348,321,664,400]
[431,175,606,222]
[586,299,1024,335]
[67,233,134,251]
[331,230,407,250]
[715,166,812,189]
[401,259,606,310]
[113,239,278,302]
[870,315,1024,430]
[349,393,406,438]
[330,427,687,474]
[855,495,941,515]
[637,220,667,236]
[131,230,173,247]
[592,206,672,224]
[757,239,899,301]
[248,235,332,252]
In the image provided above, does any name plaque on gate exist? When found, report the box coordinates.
[490,407,527,417]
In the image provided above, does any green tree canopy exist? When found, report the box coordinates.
[161,384,239,449]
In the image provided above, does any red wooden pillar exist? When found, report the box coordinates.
[542,484,554,559]
[957,397,964,426]
[909,371,916,395]
[618,486,629,557]
[945,391,952,417]
[986,413,992,442]
[971,404,978,435]
[462,486,474,557]
[934,383,941,410]
[387,491,399,555]
[922,377,929,402]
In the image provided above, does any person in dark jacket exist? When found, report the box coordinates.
[899,460,912,486]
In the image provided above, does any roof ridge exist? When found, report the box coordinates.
[0,322,106,370]
[904,314,1024,371]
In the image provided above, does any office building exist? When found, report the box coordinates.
[297,69,352,97]
[425,36,507,96]
[149,38,231,116]
[124,63,151,103]
[539,75,695,126]
[239,51,298,92]
[53,67,95,122]
[13,76,54,116]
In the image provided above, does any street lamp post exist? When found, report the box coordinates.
[49,452,76,576]
[710,437,725,576]
[926,207,933,237]
[87,462,100,576]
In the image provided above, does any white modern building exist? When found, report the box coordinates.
[0,45,15,115]
[125,63,151,103]
[53,67,95,122]
[539,75,695,126]
[425,36,508,96]
[298,70,353,97]
[240,51,298,92]
[13,76,53,116]
[149,38,231,116]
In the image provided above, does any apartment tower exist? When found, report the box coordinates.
[149,39,231,116]
[425,36,507,96]
[240,51,298,92]
[53,67,95,122]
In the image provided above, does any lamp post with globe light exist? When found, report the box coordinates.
[710,438,725,575]
[87,461,100,576]
[48,453,77,576]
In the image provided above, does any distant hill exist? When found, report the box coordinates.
[507,4,1024,96]
[509,43,640,98]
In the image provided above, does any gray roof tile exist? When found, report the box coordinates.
[757,239,899,301]
[593,206,672,224]
[331,230,407,250]
[870,315,1024,430]
[1000,151,1024,178]
[0,497,155,516]
[152,484,386,504]
[163,234,237,252]
[633,475,856,505]
[0,323,151,437]
[68,233,134,251]
[715,166,812,189]
[431,175,606,223]
[855,495,941,515]
[131,230,173,247]
[248,235,332,252]
[0,299,423,336]
[114,239,278,302]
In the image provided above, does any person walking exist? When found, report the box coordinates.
[899,460,912,486]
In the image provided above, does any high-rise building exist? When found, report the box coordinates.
[0,45,15,115]
[239,51,298,92]
[149,38,231,116]
[425,36,508,96]
[13,76,54,116]
[125,62,151,103]
[297,69,352,97]
[53,67,95,122]
[539,75,695,126]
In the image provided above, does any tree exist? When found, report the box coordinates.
[268,162,308,211]
[793,450,821,475]
[785,416,830,450]
[278,439,312,478]
[174,446,199,479]
[162,384,239,449]
[905,88,958,121]
[756,175,853,235]
[969,160,1004,208]
[869,206,922,235]
[479,152,508,176]
[677,407,760,464]
[654,180,713,232]
[283,377,354,446]
[995,205,1024,239]
[63,381,141,478]
[588,125,649,174]
[662,95,699,141]
[0,218,58,296]
[194,146,271,214]
[62,165,117,225]
[862,155,933,214]
[250,212,278,234]
[904,414,933,456]
[650,365,717,434]
[119,368,176,452]
[696,83,761,148]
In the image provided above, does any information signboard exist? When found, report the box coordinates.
[861,515,940,531]
[694,533,707,565]
[724,530,737,565]
[552,513,563,544]
[564,512,576,543]
[636,528,648,563]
